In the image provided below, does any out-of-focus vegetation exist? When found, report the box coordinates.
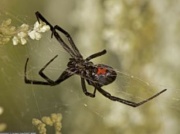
[0,0,180,134]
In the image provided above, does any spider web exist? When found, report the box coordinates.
[1,1,180,134]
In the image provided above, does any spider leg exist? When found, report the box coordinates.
[53,25,82,58]
[81,78,97,98]
[24,56,74,86]
[86,49,107,61]
[96,87,167,107]
[52,30,76,57]
[35,11,53,31]
[35,11,76,58]
[25,58,49,85]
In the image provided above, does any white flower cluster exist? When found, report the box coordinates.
[0,18,50,45]
[0,19,15,45]
[28,21,50,40]
[13,21,50,45]
[32,113,62,134]
[12,24,29,45]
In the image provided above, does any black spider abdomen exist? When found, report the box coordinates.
[87,64,117,87]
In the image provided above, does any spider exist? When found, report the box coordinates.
[24,11,167,107]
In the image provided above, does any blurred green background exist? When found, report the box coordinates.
[1,0,180,133]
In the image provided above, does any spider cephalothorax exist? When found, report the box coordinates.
[67,56,117,86]
[24,11,167,107]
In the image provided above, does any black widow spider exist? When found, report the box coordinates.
[24,11,167,107]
